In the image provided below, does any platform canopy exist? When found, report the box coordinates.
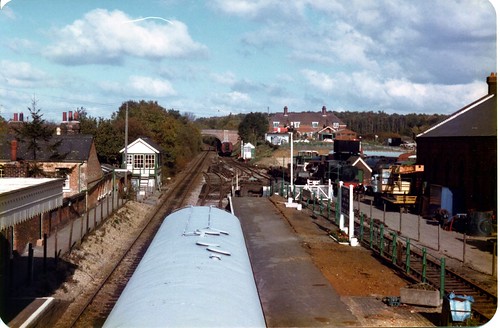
[0,178,64,231]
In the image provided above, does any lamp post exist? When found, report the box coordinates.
[290,131,293,197]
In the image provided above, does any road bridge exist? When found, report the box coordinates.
[201,129,239,145]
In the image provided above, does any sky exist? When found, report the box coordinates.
[0,0,497,122]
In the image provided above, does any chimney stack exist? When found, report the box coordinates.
[60,111,81,135]
[19,112,24,121]
[13,113,18,121]
[284,106,288,116]
[10,139,17,161]
[322,105,327,116]
[487,72,497,95]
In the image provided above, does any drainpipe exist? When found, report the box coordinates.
[78,162,84,193]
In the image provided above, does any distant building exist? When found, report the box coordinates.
[120,137,162,196]
[266,106,351,144]
[241,142,255,160]
[416,73,497,215]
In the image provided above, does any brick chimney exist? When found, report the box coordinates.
[284,106,288,116]
[60,111,81,134]
[13,113,18,121]
[487,72,497,95]
[10,139,17,161]
[321,105,327,116]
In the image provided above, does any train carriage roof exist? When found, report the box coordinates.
[104,206,265,328]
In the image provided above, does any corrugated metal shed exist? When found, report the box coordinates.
[104,206,265,328]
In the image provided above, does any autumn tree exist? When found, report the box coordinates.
[108,100,202,176]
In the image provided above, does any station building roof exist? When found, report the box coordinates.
[0,178,64,230]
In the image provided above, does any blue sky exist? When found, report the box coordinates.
[0,0,497,122]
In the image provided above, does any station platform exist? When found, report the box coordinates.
[232,197,359,327]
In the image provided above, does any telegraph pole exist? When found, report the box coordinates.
[124,102,129,193]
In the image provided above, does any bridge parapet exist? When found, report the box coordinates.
[201,129,239,145]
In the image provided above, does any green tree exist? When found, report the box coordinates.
[94,118,123,165]
[108,100,202,176]
[238,112,268,145]
[13,98,59,176]
[76,107,98,136]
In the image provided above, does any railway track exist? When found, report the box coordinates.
[222,157,271,182]
[199,157,271,207]
[353,217,497,324]
[405,248,497,323]
[60,150,211,327]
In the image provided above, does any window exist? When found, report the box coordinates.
[56,168,70,191]
[134,154,144,168]
[273,121,280,128]
[293,122,300,128]
[126,154,133,165]
[333,122,339,129]
[312,122,318,128]
[0,164,3,178]
[62,175,70,191]
[145,154,155,168]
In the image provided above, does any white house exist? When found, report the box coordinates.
[120,137,162,196]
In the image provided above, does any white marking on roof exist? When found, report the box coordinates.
[417,93,495,138]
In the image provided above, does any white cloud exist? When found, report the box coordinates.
[211,71,237,85]
[6,38,37,54]
[301,69,335,93]
[128,76,176,97]
[99,75,176,98]
[43,9,208,65]
[330,71,488,113]
[212,0,266,17]
[212,91,251,107]
[0,60,51,87]
[212,0,306,19]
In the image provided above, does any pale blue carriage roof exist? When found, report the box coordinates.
[104,206,265,328]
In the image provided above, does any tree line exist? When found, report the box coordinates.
[195,110,448,142]
[1,101,449,177]
[333,111,447,140]
[1,99,202,177]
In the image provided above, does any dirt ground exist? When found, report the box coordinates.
[269,194,410,298]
